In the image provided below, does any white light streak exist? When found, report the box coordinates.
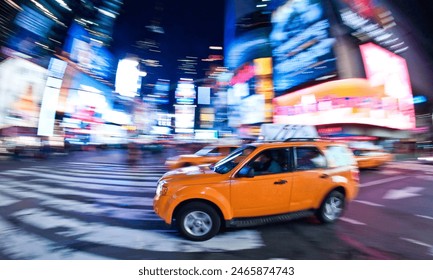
[98,8,116,18]
[54,0,72,11]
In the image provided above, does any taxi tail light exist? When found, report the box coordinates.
[351,168,360,182]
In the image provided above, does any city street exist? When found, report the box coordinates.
[0,149,432,260]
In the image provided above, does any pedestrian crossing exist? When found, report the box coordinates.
[0,161,263,259]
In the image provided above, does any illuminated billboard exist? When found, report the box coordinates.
[175,79,196,104]
[6,5,54,59]
[331,0,402,51]
[174,105,196,134]
[273,77,415,130]
[360,42,415,126]
[63,23,115,80]
[0,58,47,129]
[270,0,337,96]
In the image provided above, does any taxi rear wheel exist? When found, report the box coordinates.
[176,202,221,241]
[316,190,345,223]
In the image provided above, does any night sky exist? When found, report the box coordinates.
[109,0,433,88]
[111,0,226,81]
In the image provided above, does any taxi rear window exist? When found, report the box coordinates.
[325,145,356,167]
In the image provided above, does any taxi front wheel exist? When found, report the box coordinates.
[316,190,345,223]
[176,202,221,241]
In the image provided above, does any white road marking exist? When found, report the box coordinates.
[2,170,157,187]
[0,181,157,221]
[0,216,112,260]
[354,200,384,207]
[382,186,423,200]
[360,176,407,188]
[400,237,431,248]
[65,162,167,170]
[415,214,433,220]
[0,193,19,207]
[24,167,165,179]
[339,217,366,225]
[13,208,264,253]
[28,178,155,194]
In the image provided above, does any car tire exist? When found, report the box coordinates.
[176,202,221,241]
[316,190,345,223]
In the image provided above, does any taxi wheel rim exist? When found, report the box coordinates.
[183,211,213,237]
[323,196,343,221]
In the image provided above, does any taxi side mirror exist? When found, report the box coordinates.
[238,166,254,178]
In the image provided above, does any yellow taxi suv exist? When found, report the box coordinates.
[349,142,393,169]
[154,139,359,241]
[165,144,239,170]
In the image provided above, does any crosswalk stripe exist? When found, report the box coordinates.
[0,193,19,207]
[11,208,263,253]
[0,182,157,220]
[13,168,163,181]
[24,168,166,177]
[1,170,158,187]
[28,178,156,194]
[0,216,112,260]
[65,162,167,169]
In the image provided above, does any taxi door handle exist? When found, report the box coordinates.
[274,179,288,185]
[320,173,329,179]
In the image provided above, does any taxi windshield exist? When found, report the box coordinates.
[213,145,255,174]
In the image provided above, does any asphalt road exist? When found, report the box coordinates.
[0,149,432,260]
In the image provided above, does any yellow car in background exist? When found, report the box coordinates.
[352,148,393,169]
[165,144,239,170]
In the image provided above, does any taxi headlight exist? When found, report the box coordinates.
[156,180,168,196]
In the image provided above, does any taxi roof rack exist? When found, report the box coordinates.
[283,137,321,142]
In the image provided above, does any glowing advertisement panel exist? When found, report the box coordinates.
[7,5,54,58]
[270,0,337,96]
[175,80,196,104]
[0,58,47,129]
[360,43,415,128]
[63,23,115,80]
[240,94,265,125]
[273,78,415,130]
[332,0,401,50]
[174,105,196,131]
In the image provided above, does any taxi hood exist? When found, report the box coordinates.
[161,164,222,184]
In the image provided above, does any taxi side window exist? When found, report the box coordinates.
[208,147,220,155]
[248,148,289,176]
[295,147,327,170]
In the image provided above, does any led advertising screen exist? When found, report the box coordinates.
[143,79,170,104]
[270,0,337,96]
[224,0,273,69]
[175,79,196,104]
[63,23,115,80]
[240,94,266,125]
[360,42,415,128]
[6,5,54,59]
[273,78,415,130]
[174,105,196,133]
[331,0,402,51]
[0,58,47,129]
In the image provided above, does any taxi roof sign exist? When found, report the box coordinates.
[260,124,319,141]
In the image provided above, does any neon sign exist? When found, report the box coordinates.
[229,64,255,85]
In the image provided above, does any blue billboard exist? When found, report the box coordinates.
[63,23,115,80]
[270,0,337,96]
